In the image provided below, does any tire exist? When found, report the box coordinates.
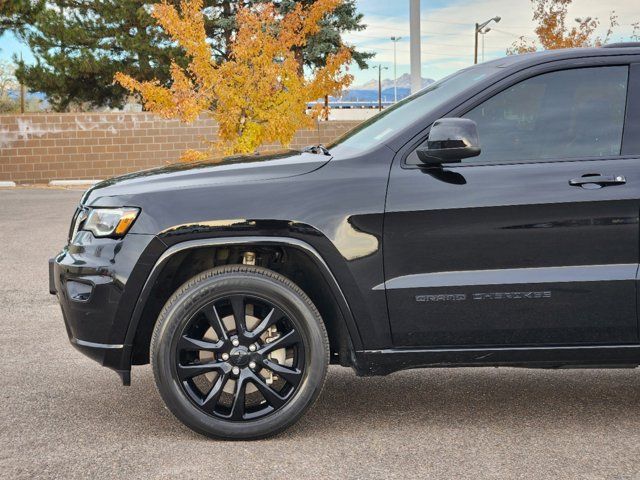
[150,265,329,440]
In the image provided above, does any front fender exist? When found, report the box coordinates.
[123,236,365,357]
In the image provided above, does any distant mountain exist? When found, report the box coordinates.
[326,74,435,104]
[336,87,410,103]
[352,73,434,91]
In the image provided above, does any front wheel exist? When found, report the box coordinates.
[150,265,329,440]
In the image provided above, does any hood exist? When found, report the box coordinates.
[81,149,331,206]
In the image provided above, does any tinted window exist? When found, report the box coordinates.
[463,66,629,163]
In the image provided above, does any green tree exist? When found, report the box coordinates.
[15,1,186,111]
[0,0,43,35]
[16,0,371,112]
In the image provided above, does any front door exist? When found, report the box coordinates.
[384,63,640,347]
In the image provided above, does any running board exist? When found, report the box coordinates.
[352,344,640,376]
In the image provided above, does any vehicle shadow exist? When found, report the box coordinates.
[288,365,640,439]
[83,364,640,441]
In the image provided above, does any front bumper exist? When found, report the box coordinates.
[49,232,158,384]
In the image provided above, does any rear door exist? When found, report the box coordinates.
[383,59,640,348]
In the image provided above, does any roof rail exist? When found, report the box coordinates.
[602,42,640,48]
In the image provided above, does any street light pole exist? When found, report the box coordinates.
[474,23,479,65]
[409,0,421,94]
[390,36,401,103]
[474,16,501,64]
[377,64,388,111]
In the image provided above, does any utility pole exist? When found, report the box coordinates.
[19,52,25,114]
[390,36,401,102]
[377,65,388,111]
[474,17,501,64]
[474,23,479,65]
[409,0,421,94]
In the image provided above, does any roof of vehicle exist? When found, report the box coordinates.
[481,43,640,70]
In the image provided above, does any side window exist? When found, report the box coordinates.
[463,66,629,163]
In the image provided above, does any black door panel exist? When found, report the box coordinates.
[384,160,640,347]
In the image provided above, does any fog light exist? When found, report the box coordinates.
[67,281,93,302]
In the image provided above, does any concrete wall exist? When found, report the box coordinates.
[0,113,361,184]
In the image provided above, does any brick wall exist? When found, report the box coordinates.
[0,113,361,184]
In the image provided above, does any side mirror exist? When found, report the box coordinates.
[417,118,481,166]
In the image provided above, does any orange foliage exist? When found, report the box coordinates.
[508,0,619,54]
[115,0,353,158]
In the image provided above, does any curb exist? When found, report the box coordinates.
[0,181,16,187]
[49,179,104,187]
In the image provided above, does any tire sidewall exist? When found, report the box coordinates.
[152,268,328,440]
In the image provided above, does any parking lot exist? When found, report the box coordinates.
[2,188,640,479]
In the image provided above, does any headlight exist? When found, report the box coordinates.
[80,207,140,238]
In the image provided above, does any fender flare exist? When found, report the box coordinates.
[123,236,363,355]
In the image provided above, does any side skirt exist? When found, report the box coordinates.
[352,344,640,376]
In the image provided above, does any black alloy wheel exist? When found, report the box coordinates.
[176,294,305,420]
[151,265,329,440]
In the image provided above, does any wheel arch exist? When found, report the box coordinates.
[125,236,362,368]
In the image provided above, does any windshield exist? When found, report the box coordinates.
[328,66,497,156]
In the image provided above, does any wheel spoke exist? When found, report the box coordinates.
[259,329,301,356]
[177,361,225,380]
[229,295,248,336]
[246,306,284,340]
[261,359,302,386]
[249,371,286,408]
[200,373,229,412]
[230,374,248,420]
[175,292,307,422]
[178,335,224,352]
[204,304,228,340]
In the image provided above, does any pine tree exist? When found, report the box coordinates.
[0,0,43,35]
[15,1,187,111]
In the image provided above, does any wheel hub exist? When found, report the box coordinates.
[228,345,251,367]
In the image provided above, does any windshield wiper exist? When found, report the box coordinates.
[302,144,331,156]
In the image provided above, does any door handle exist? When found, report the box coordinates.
[569,174,626,188]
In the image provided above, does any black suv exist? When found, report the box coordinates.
[51,45,640,439]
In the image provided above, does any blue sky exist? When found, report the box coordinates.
[0,31,31,63]
[1,0,639,87]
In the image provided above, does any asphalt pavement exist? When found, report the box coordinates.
[2,188,640,479]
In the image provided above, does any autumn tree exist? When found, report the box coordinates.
[204,1,372,71]
[508,0,620,54]
[116,0,353,157]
